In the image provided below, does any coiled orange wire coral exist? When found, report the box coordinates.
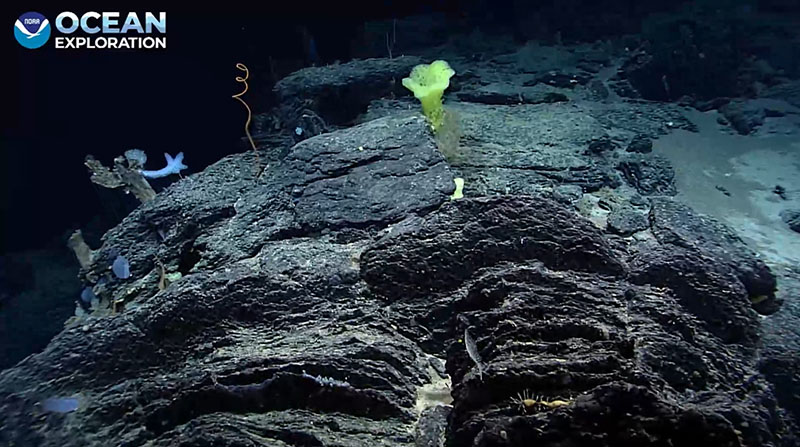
[232,63,261,176]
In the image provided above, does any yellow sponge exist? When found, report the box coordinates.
[402,60,455,132]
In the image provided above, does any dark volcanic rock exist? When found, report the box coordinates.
[274,56,422,128]
[0,115,452,447]
[456,86,568,105]
[763,80,800,109]
[0,109,795,446]
[83,115,452,288]
[587,137,617,154]
[438,102,624,196]
[617,154,677,196]
[584,79,610,101]
[607,206,649,235]
[618,16,740,101]
[608,79,641,98]
[0,183,795,446]
[361,195,794,446]
[694,97,732,112]
[626,134,653,153]
[629,242,761,345]
[780,209,800,233]
[718,98,796,135]
[361,196,626,302]
[530,71,593,89]
[648,198,778,308]
[774,185,788,200]
[552,184,584,204]
[720,100,767,135]
[761,354,800,423]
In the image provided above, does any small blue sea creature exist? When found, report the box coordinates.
[112,255,131,279]
[41,397,79,413]
[140,152,187,179]
[80,286,96,304]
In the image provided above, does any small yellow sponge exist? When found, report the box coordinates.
[402,60,455,132]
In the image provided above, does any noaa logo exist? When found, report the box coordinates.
[14,11,50,49]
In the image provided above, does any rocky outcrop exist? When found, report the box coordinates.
[2,24,799,443]
[273,56,422,132]
[365,195,792,446]
[648,198,778,308]
[0,115,453,447]
[0,111,794,445]
[616,154,677,196]
[780,209,800,233]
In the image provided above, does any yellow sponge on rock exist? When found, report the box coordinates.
[402,60,455,132]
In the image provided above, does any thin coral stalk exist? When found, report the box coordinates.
[232,63,261,176]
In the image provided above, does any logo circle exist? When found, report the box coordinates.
[14,11,50,49]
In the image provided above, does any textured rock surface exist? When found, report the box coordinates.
[780,209,800,233]
[363,196,794,446]
[617,154,677,196]
[365,95,693,199]
[274,56,422,129]
[625,134,653,153]
[0,115,453,447]
[606,205,649,235]
[82,115,452,293]
[718,99,800,135]
[1,135,795,445]
[648,198,778,307]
